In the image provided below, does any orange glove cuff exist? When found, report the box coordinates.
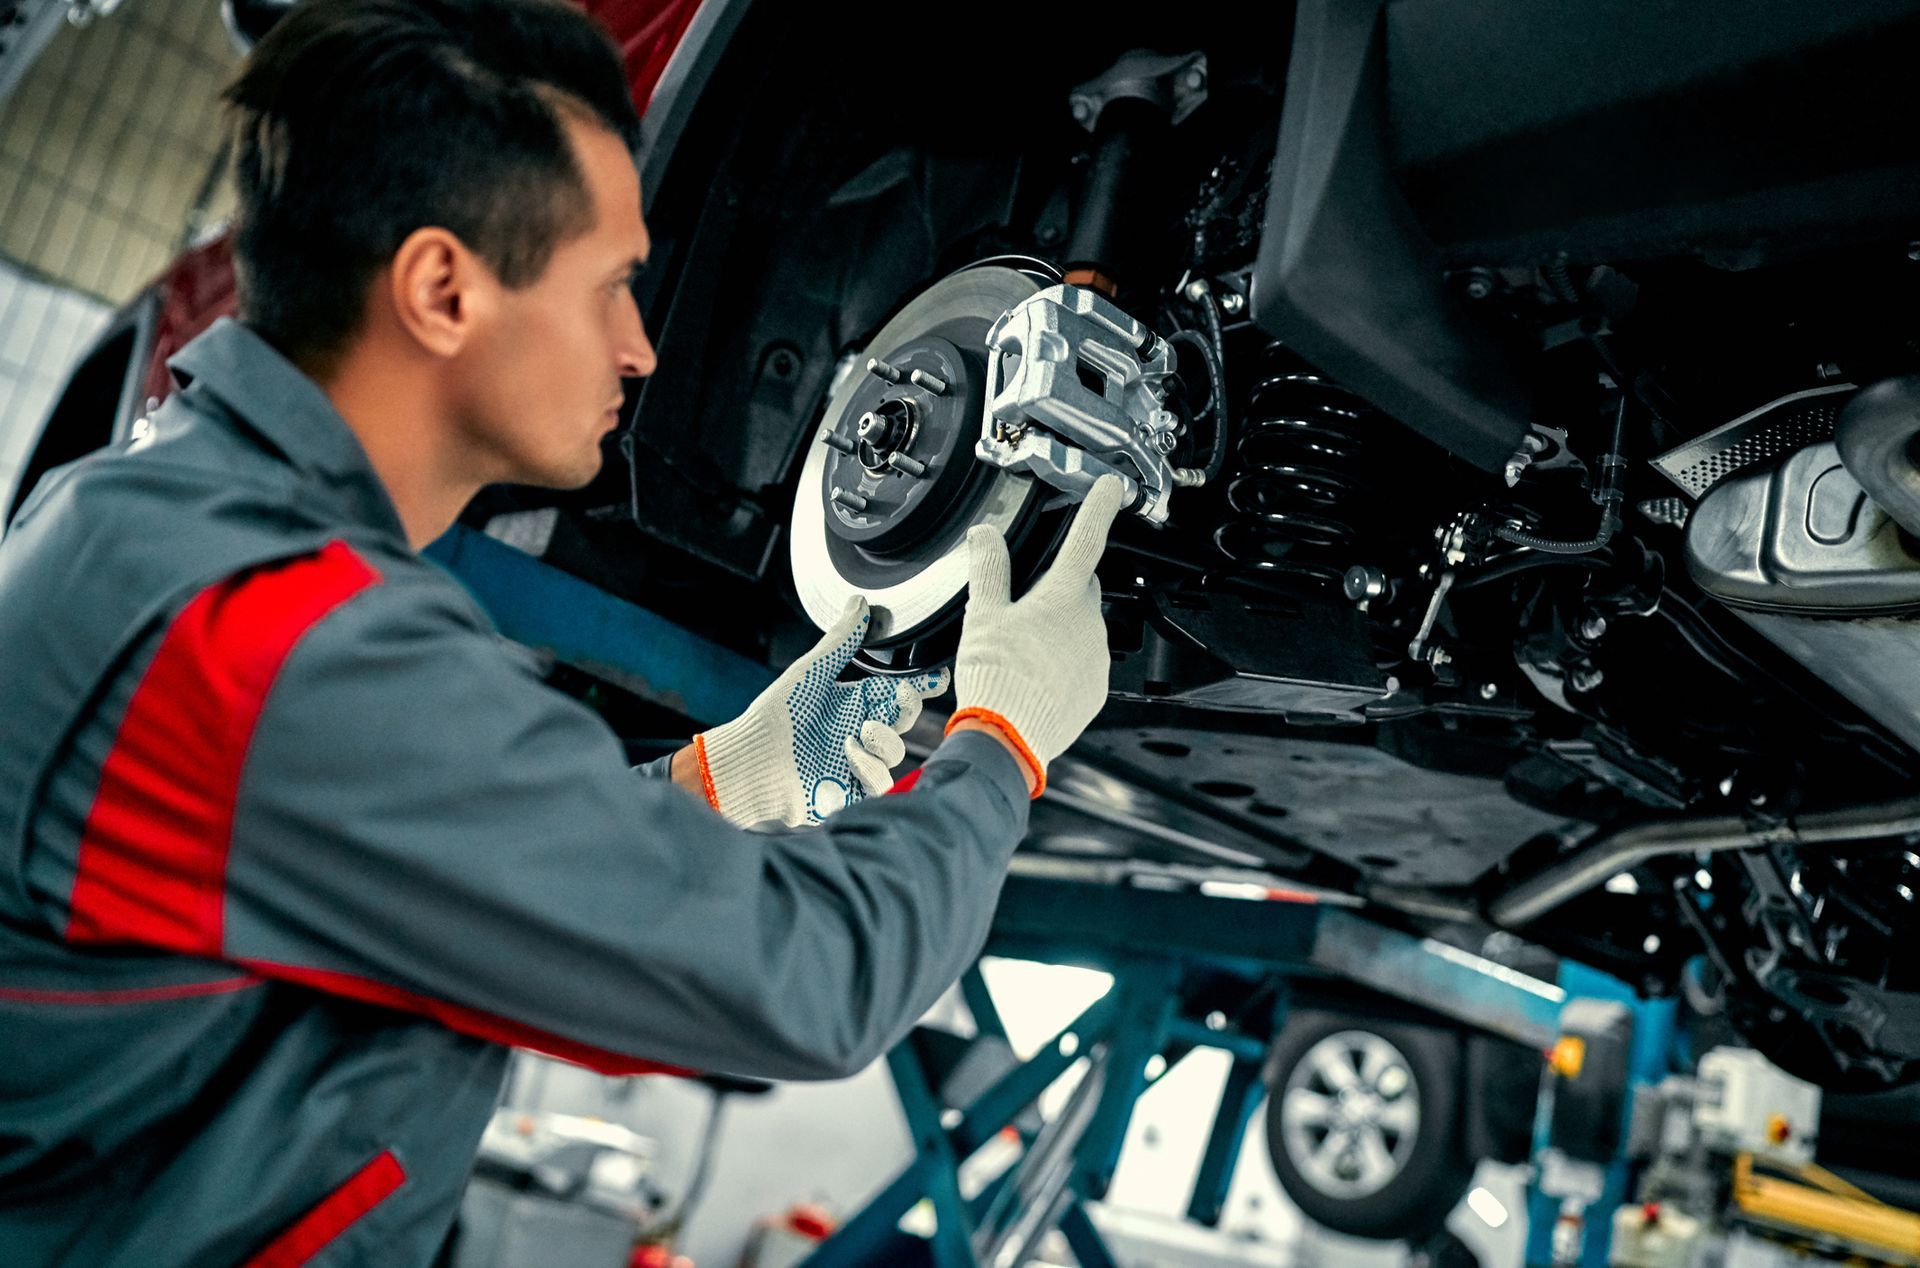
[945,707,1046,799]
[691,732,722,811]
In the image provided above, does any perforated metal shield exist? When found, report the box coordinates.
[1652,384,1854,499]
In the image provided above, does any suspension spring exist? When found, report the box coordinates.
[1211,342,1379,588]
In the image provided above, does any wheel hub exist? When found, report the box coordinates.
[819,334,981,553]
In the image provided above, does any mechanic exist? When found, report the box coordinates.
[0,0,1124,1261]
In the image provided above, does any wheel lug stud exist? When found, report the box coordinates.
[909,368,947,395]
[832,488,869,512]
[866,358,903,384]
[887,452,927,477]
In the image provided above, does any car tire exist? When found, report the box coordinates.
[1262,1010,1473,1240]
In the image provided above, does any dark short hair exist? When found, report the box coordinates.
[224,0,642,367]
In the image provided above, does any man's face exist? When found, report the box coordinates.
[453,112,656,489]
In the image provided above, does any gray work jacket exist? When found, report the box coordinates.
[0,319,1029,1266]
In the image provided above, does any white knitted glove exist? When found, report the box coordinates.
[945,474,1127,796]
[694,597,948,827]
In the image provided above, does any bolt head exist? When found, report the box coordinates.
[1219,292,1245,315]
[1579,616,1608,640]
[1479,682,1498,700]
[1070,97,1093,123]
[1184,279,1209,302]
[1344,566,1386,602]
[1185,67,1206,90]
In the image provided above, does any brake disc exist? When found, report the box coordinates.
[790,264,1063,672]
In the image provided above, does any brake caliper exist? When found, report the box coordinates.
[977,283,1198,524]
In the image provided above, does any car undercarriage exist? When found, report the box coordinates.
[544,0,1920,1091]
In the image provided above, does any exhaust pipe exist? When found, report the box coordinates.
[1835,375,1920,538]
[1486,796,1920,928]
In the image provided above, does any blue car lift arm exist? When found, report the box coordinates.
[426,524,774,725]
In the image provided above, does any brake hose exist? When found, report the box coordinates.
[1494,398,1629,555]
[1178,279,1232,483]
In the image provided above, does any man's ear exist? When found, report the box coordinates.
[386,226,491,358]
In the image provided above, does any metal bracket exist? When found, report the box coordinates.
[1067,50,1209,132]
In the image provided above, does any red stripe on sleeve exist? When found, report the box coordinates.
[242,1148,406,1268]
[67,541,382,952]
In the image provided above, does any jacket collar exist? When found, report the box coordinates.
[167,318,410,543]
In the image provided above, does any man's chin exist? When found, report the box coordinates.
[517,450,605,492]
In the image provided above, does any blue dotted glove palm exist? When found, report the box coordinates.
[694,597,949,827]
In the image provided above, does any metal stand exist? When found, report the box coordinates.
[803,874,1576,1268]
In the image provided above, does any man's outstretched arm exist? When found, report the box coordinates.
[59,560,1028,1082]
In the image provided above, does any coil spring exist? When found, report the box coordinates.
[1211,342,1376,587]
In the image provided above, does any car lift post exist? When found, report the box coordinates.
[1523,962,1679,1268]
[430,529,1667,1266]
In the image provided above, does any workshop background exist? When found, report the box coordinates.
[0,0,234,513]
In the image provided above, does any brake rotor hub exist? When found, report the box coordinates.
[819,334,980,553]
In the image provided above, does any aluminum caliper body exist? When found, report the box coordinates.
[977,283,1188,524]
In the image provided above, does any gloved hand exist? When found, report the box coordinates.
[945,474,1128,797]
[694,597,948,827]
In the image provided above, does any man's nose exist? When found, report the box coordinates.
[618,293,657,379]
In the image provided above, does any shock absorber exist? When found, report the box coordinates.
[1211,342,1380,588]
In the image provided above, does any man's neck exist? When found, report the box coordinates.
[319,348,491,551]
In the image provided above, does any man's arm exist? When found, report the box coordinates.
[76,566,1029,1082]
